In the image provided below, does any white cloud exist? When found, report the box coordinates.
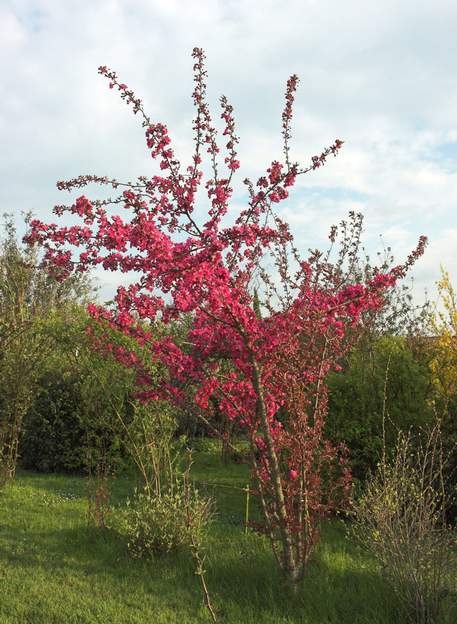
[1,0,457,301]
[0,8,26,49]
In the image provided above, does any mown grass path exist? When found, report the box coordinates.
[0,450,411,623]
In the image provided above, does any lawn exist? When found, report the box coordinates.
[0,447,452,624]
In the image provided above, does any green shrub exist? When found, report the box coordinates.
[20,371,87,472]
[327,335,433,481]
[118,483,213,558]
[19,370,130,474]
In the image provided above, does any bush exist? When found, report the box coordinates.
[20,371,87,472]
[119,482,213,558]
[20,369,130,474]
[351,427,457,624]
[327,335,433,481]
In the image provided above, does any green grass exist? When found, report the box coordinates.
[0,448,452,623]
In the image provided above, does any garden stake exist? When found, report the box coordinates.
[244,484,250,534]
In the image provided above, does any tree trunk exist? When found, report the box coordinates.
[249,353,300,583]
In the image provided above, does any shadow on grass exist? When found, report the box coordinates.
[202,531,401,624]
[1,521,206,623]
[0,509,399,624]
[8,472,455,623]
[4,514,455,624]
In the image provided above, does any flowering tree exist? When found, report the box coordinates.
[26,48,426,583]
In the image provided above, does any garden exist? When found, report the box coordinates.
[1,47,456,624]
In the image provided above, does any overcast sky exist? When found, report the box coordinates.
[2,0,457,302]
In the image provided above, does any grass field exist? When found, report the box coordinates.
[0,448,454,624]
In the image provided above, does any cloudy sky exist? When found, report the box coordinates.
[2,0,457,302]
